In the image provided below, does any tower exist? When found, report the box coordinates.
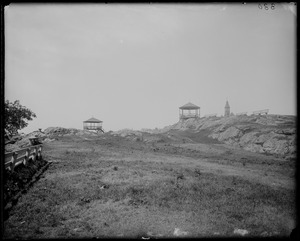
[224,100,230,117]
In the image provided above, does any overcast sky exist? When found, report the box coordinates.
[5,3,296,133]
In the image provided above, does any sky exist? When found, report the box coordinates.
[5,3,297,133]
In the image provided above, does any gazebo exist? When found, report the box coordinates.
[83,117,104,133]
[179,102,200,120]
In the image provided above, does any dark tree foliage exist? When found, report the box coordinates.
[5,100,37,136]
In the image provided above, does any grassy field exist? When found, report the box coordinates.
[3,133,296,238]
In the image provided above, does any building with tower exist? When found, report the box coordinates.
[224,100,230,117]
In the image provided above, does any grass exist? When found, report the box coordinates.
[3,135,296,238]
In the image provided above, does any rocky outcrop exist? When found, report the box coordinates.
[111,129,174,143]
[112,129,143,138]
[210,126,243,142]
[209,124,296,157]
[5,127,101,153]
[44,127,79,136]
[213,125,295,158]
[164,114,296,158]
[5,114,296,158]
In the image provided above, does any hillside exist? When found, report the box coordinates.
[6,114,296,159]
[4,114,296,238]
[115,114,296,159]
[169,114,296,157]
[4,128,296,238]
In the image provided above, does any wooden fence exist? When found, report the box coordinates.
[5,144,43,171]
[252,109,269,115]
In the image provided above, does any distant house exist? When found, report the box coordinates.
[83,117,104,133]
[179,102,200,120]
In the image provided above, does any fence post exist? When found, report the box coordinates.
[37,145,42,160]
[32,147,37,162]
[23,148,30,166]
[11,152,18,172]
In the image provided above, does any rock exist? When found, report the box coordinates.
[244,143,264,153]
[274,128,295,135]
[25,131,47,139]
[255,116,277,126]
[214,125,227,133]
[10,135,23,143]
[239,132,259,145]
[44,138,55,143]
[99,184,109,189]
[254,133,274,145]
[263,139,290,155]
[113,129,143,138]
[76,130,98,136]
[44,127,79,136]
[288,137,296,155]
[210,126,243,142]
[171,115,297,157]
[44,127,56,134]
[173,228,188,237]
[16,138,32,148]
[233,228,249,236]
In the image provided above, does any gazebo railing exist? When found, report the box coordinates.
[180,114,199,119]
[84,126,103,130]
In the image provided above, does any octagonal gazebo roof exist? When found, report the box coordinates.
[83,117,102,123]
[179,102,200,110]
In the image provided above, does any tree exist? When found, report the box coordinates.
[5,100,37,136]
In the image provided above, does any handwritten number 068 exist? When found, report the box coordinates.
[258,3,275,10]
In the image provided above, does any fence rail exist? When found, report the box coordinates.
[180,114,199,119]
[252,109,269,115]
[5,144,43,171]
